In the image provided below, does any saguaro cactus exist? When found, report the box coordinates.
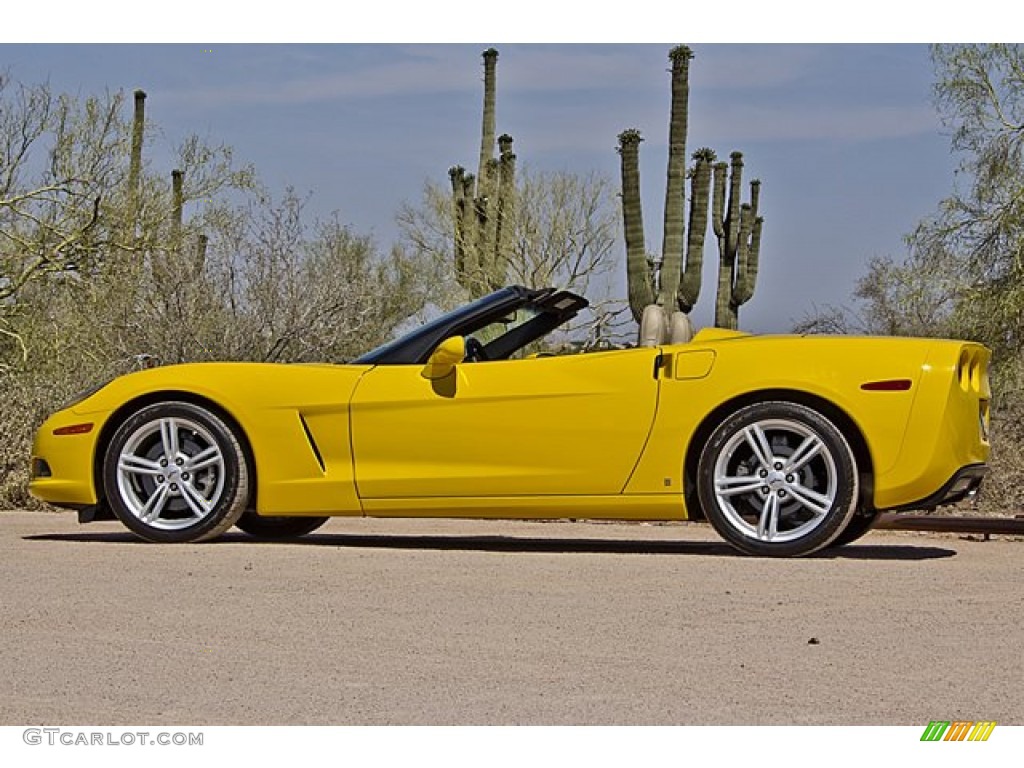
[128,89,146,230]
[171,169,184,244]
[450,48,516,298]
[712,151,763,330]
[618,46,712,325]
[620,46,765,332]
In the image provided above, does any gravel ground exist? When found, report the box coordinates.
[1,510,1021,725]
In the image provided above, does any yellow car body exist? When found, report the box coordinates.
[29,286,991,556]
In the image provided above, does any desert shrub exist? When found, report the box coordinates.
[1,183,428,509]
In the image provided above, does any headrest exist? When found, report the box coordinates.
[638,305,696,346]
[638,305,667,347]
[668,311,695,344]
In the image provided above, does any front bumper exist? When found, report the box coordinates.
[28,409,103,508]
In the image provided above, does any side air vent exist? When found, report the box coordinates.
[298,413,326,474]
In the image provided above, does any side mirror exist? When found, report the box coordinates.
[421,336,465,380]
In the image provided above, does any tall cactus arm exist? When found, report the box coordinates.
[128,89,146,228]
[618,129,653,322]
[725,151,744,256]
[711,161,728,241]
[492,138,516,291]
[733,180,763,309]
[477,48,499,196]
[481,157,503,289]
[473,191,490,278]
[714,238,737,329]
[475,150,497,207]
[129,90,146,193]
[749,177,761,219]
[710,159,729,324]
[460,172,479,289]
[678,148,714,312]
[171,169,184,245]
[732,203,755,306]
[734,212,763,306]
[450,166,469,287]
[658,45,694,309]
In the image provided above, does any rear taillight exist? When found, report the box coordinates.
[957,348,989,394]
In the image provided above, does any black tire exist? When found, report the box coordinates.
[102,401,251,543]
[234,511,329,539]
[696,401,859,557]
[829,509,879,547]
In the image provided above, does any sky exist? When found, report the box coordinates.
[1,42,962,333]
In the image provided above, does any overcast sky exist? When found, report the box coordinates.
[2,43,960,332]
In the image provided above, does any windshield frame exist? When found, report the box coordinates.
[353,286,586,365]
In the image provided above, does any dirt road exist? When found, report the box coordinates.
[1,510,1020,725]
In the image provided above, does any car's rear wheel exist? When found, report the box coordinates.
[102,401,251,543]
[234,511,329,539]
[696,401,859,557]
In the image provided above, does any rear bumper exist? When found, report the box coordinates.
[883,463,987,512]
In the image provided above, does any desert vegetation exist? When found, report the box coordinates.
[798,45,1024,515]
[0,79,428,506]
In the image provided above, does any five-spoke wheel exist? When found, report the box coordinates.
[697,401,859,557]
[103,401,251,542]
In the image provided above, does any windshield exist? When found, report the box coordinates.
[353,288,524,365]
[352,285,586,366]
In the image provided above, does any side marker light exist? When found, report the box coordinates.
[53,423,95,436]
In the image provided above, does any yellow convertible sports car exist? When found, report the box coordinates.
[29,286,990,557]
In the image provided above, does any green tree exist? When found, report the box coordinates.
[797,45,1024,514]
[800,46,1024,357]
[922,45,1024,360]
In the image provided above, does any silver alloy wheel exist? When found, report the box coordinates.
[115,416,226,531]
[712,417,839,544]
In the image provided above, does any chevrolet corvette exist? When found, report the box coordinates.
[29,286,991,557]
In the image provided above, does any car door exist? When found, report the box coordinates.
[349,348,661,500]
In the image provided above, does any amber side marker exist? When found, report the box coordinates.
[53,423,94,436]
[860,379,912,391]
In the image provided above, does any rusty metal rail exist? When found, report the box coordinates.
[876,513,1024,535]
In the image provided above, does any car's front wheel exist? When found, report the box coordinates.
[102,401,251,543]
[696,401,859,557]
